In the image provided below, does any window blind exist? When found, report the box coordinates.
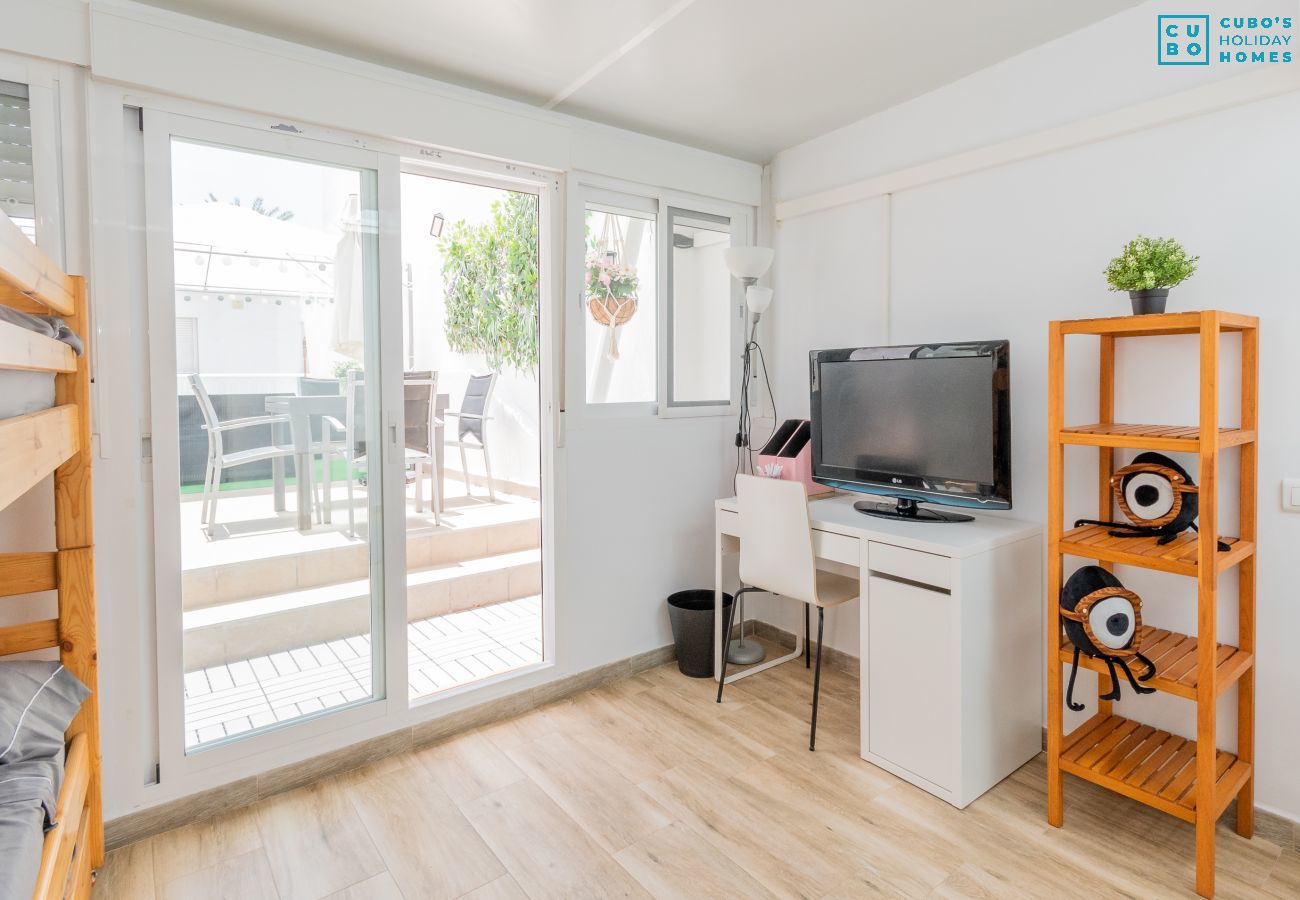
[0,80,35,239]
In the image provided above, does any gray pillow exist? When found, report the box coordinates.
[0,662,89,765]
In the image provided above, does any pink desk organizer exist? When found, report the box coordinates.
[755,419,832,496]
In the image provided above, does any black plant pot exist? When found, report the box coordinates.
[1129,289,1169,315]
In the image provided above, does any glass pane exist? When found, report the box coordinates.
[400,172,544,702]
[669,211,733,405]
[171,139,382,752]
[584,206,656,404]
[0,81,36,242]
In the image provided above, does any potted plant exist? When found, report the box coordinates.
[585,250,639,359]
[1104,235,1199,315]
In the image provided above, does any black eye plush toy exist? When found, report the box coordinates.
[1059,565,1157,711]
[1074,451,1228,550]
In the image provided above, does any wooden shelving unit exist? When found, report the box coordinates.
[1046,310,1257,898]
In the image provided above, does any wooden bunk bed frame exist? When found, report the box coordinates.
[0,209,102,898]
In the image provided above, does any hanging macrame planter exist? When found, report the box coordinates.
[586,214,640,360]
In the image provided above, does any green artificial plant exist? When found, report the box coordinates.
[1104,235,1199,292]
[438,192,540,373]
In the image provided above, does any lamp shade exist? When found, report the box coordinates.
[745,286,773,315]
[723,246,774,281]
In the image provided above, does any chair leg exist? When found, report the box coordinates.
[482,445,496,502]
[322,453,333,525]
[805,605,811,668]
[810,607,825,751]
[430,456,443,526]
[415,462,425,513]
[715,589,743,703]
[200,458,214,524]
[345,458,356,539]
[459,445,470,496]
[208,462,222,533]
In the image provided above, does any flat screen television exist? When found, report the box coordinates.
[809,341,1011,522]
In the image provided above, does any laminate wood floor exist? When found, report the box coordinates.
[97,648,1300,899]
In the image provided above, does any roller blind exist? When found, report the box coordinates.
[0,80,35,240]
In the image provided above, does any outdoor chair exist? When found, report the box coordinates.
[191,374,302,537]
[445,372,498,501]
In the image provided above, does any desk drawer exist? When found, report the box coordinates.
[868,541,951,591]
[813,530,860,567]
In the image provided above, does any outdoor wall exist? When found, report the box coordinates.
[759,0,1300,820]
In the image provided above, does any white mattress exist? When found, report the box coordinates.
[0,372,55,419]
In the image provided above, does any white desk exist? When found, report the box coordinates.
[714,491,1044,808]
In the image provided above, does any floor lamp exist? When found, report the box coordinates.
[724,246,774,666]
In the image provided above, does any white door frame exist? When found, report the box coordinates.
[396,158,559,701]
[141,110,405,777]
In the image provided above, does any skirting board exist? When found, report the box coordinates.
[104,642,676,850]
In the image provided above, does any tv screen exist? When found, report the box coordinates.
[810,342,1011,512]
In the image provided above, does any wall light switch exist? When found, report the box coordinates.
[1284,478,1300,512]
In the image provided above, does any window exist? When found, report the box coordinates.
[583,192,657,405]
[665,207,739,412]
[0,80,34,242]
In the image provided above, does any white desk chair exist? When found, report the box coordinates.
[717,474,859,750]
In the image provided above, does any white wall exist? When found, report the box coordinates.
[764,0,1300,820]
[0,0,761,820]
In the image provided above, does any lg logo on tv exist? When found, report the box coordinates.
[1159,14,1294,66]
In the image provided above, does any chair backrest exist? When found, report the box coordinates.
[735,474,819,604]
[298,376,341,396]
[403,370,439,455]
[457,373,496,443]
[188,374,219,430]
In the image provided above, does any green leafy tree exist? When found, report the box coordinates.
[1105,235,1199,292]
[438,193,539,373]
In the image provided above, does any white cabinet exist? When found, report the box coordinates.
[867,574,955,789]
[861,535,1042,809]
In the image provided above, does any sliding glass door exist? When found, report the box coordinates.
[144,114,402,769]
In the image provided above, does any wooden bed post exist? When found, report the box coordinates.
[54,274,103,869]
[0,210,102,895]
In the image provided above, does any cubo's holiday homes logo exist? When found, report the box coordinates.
[1158,14,1293,65]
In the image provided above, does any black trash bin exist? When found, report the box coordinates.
[667,590,733,678]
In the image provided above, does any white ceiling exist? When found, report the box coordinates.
[134,0,1138,161]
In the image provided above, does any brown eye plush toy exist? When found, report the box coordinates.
[1074,451,1228,550]
[1059,565,1157,711]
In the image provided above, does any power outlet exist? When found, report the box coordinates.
[1283,478,1300,512]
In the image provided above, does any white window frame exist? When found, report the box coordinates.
[100,89,561,805]
[566,173,755,421]
[0,52,66,268]
[572,184,660,416]
[658,203,747,419]
[142,109,404,778]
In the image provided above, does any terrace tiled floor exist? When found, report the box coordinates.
[183,595,542,749]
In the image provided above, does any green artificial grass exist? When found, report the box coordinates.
[180,458,360,494]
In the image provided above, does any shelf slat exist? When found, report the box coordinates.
[1059,714,1245,823]
[1057,311,1258,337]
[1057,524,1252,576]
[1058,626,1252,700]
[1059,423,1255,451]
